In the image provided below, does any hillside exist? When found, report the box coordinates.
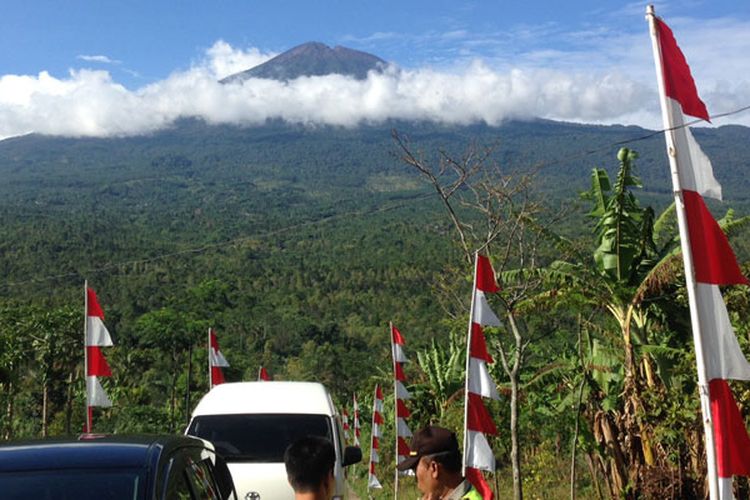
[3,117,750,345]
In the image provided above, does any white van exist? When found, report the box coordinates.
[186,381,361,500]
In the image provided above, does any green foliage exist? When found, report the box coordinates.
[2,122,750,497]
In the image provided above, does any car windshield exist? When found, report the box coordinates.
[188,414,332,462]
[0,469,144,500]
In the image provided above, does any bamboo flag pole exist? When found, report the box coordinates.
[83,279,90,432]
[391,321,399,500]
[207,328,212,390]
[461,251,479,476]
[646,5,719,498]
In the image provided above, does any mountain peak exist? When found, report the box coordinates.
[220,41,387,83]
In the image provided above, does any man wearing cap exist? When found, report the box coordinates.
[397,426,482,500]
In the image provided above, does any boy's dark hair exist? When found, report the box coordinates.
[284,436,336,492]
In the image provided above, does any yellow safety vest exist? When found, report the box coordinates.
[462,486,484,500]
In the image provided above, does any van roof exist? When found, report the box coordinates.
[191,381,338,417]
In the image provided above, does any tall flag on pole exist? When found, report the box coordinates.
[390,323,413,481]
[258,366,271,381]
[462,253,500,500]
[647,7,750,499]
[85,283,113,433]
[353,393,361,447]
[208,328,229,389]
[368,384,384,490]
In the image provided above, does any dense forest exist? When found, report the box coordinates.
[2,119,750,498]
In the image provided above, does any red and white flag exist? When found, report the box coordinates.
[258,366,271,381]
[391,323,413,473]
[342,408,351,443]
[463,254,499,500]
[85,285,113,432]
[649,9,750,499]
[353,393,361,447]
[368,384,384,490]
[208,328,229,388]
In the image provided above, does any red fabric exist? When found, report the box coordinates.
[373,412,384,425]
[375,385,384,399]
[372,436,379,449]
[87,347,111,376]
[655,18,710,122]
[395,362,406,381]
[369,462,376,474]
[683,190,748,285]
[391,324,405,345]
[467,393,497,435]
[209,329,219,350]
[86,288,105,319]
[466,467,494,500]
[396,399,411,418]
[397,436,411,455]
[211,366,225,385]
[476,254,500,293]
[258,367,270,381]
[471,323,494,363]
[710,378,750,477]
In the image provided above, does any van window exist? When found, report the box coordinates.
[187,414,332,463]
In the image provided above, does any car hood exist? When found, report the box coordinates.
[227,462,293,500]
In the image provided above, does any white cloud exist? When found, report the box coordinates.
[77,54,120,64]
[1,23,749,141]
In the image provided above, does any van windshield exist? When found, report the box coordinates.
[188,414,332,463]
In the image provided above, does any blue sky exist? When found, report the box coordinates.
[1,1,749,138]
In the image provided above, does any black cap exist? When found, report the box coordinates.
[396,426,460,471]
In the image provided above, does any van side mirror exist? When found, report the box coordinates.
[342,446,362,466]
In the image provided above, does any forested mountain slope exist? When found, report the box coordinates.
[1,118,749,438]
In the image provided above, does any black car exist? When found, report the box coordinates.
[0,434,237,500]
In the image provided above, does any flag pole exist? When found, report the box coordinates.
[207,328,212,390]
[83,280,90,433]
[646,6,719,498]
[461,251,479,476]
[391,322,399,500]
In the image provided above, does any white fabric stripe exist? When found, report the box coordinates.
[392,343,408,363]
[667,97,722,200]
[370,449,379,463]
[209,348,229,367]
[468,358,500,400]
[368,474,382,489]
[86,316,113,346]
[86,376,112,407]
[397,418,412,437]
[374,399,383,412]
[372,423,380,437]
[466,430,495,472]
[474,291,501,326]
[697,284,750,381]
[396,381,411,399]
[718,477,733,500]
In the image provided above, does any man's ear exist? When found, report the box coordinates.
[429,460,440,479]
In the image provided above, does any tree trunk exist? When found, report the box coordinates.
[585,453,603,500]
[42,381,48,437]
[65,371,73,435]
[4,380,14,440]
[510,370,522,500]
[170,347,178,433]
[506,311,524,500]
